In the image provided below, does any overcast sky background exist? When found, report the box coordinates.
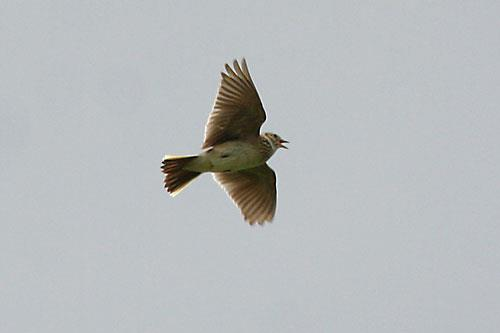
[1,1,499,332]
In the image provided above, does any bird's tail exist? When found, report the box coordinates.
[161,155,201,196]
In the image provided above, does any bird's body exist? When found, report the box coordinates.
[183,135,276,173]
[161,59,287,225]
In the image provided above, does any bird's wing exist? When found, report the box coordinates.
[214,164,277,225]
[202,59,266,149]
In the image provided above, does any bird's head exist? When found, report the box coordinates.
[263,132,289,150]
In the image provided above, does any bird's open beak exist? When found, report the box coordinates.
[279,139,289,149]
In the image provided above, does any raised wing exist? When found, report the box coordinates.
[214,164,277,225]
[202,59,266,149]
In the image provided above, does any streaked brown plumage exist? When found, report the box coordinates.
[161,59,288,225]
[214,164,277,223]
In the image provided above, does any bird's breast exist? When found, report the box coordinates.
[201,141,266,172]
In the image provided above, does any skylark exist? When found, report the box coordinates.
[161,59,287,225]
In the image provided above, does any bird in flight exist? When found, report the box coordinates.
[161,59,288,225]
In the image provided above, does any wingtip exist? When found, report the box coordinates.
[224,58,249,77]
[246,217,273,226]
[168,189,181,197]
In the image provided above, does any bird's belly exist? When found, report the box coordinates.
[204,142,264,172]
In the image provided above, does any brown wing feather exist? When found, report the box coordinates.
[214,164,277,225]
[203,59,266,149]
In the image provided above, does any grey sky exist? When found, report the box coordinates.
[1,1,499,332]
